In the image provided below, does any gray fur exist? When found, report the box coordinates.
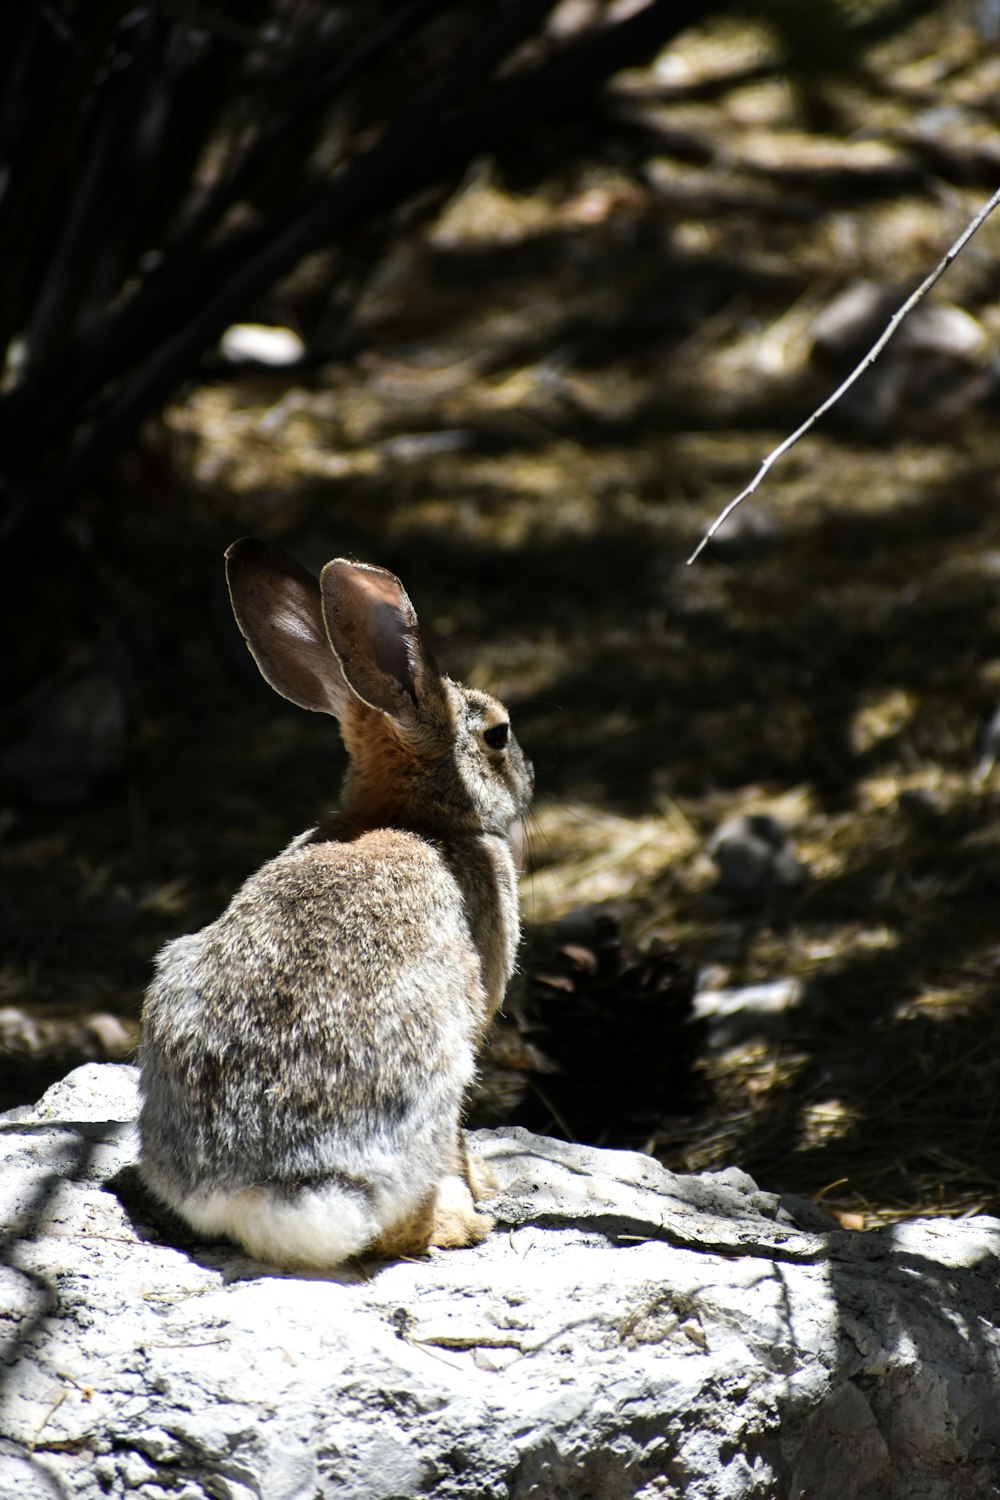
[138,541,532,1268]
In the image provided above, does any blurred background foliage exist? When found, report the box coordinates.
[4,0,1000,1229]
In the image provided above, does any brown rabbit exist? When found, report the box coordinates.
[138,539,532,1268]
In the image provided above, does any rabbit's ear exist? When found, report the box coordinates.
[319,559,445,725]
[225,538,351,716]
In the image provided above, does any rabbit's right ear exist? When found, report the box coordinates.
[225,538,351,717]
[319,558,447,731]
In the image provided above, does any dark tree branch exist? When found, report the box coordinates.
[0,0,717,570]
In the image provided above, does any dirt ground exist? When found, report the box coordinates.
[5,6,1000,1229]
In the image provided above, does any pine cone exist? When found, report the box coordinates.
[512,912,704,1147]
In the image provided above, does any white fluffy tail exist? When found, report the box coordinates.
[175,1181,386,1269]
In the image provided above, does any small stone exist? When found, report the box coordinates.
[707,813,806,897]
[692,976,803,1052]
[219,323,305,367]
[809,282,989,435]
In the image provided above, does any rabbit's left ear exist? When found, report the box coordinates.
[225,538,352,717]
[319,559,446,727]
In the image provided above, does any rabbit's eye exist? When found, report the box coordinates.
[483,722,509,751]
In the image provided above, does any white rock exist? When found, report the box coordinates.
[0,1064,998,1498]
[219,323,305,366]
[693,976,803,1052]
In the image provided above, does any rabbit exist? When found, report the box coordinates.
[138,538,533,1269]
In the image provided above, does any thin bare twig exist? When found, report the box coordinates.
[687,182,1000,566]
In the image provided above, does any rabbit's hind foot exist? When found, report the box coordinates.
[428,1171,494,1249]
[370,1174,493,1260]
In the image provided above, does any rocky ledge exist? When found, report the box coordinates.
[2,1064,999,1499]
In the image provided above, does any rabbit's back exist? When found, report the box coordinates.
[139,828,504,1207]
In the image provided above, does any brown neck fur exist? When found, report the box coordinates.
[333,700,453,837]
